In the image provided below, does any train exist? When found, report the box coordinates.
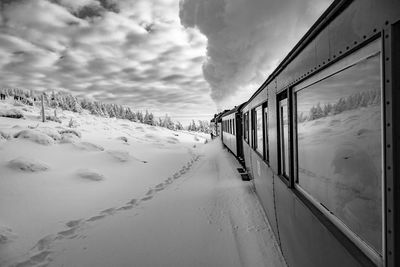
[211,0,399,266]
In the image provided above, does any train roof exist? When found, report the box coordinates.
[221,102,247,117]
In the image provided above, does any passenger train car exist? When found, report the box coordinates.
[220,103,247,164]
[215,0,400,266]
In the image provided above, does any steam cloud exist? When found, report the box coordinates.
[179,0,332,104]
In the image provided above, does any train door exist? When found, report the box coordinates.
[236,112,244,162]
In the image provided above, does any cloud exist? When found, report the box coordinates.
[0,0,213,124]
[179,0,333,106]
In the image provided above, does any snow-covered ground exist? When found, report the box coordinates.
[0,100,285,267]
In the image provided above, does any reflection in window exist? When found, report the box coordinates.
[255,106,263,155]
[295,52,382,253]
[279,97,289,177]
[244,112,249,142]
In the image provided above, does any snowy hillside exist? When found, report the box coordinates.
[0,100,285,267]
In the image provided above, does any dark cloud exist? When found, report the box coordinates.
[98,0,119,13]
[73,4,104,19]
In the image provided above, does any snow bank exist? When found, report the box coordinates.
[59,133,80,144]
[58,129,81,138]
[74,141,104,151]
[107,150,130,162]
[13,129,54,145]
[39,128,61,141]
[7,157,49,172]
[0,130,11,140]
[0,108,23,119]
[76,169,104,181]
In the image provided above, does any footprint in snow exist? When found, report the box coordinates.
[14,250,53,267]
[146,189,155,196]
[33,235,55,251]
[101,208,117,215]
[65,219,82,228]
[127,199,138,205]
[141,195,153,201]
[57,228,77,238]
[117,205,134,211]
[86,215,106,222]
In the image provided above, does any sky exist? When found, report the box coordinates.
[0,0,332,125]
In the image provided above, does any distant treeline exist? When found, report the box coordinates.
[0,88,210,133]
[298,89,380,123]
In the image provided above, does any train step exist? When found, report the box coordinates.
[237,168,250,181]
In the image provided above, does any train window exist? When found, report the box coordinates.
[263,103,269,162]
[294,40,382,255]
[244,112,249,143]
[254,106,263,156]
[278,94,289,178]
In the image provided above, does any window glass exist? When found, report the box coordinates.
[255,106,263,155]
[279,98,289,177]
[244,112,249,142]
[263,105,269,161]
[295,52,382,253]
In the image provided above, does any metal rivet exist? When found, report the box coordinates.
[354,41,358,45]
[387,144,391,148]
[385,21,389,25]
[339,51,342,54]
[386,34,389,38]
[388,230,392,233]
[388,187,391,192]
[387,101,390,105]
[388,209,392,213]
[346,46,349,50]
[318,65,321,67]
[387,123,391,127]
[333,55,336,58]
[323,61,325,64]
[387,79,390,83]
[363,35,367,39]
[388,166,391,170]
[386,57,390,61]
[373,28,377,32]
[328,58,331,61]
[389,251,392,256]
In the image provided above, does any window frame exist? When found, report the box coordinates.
[277,90,292,185]
[292,38,383,265]
[252,103,266,159]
